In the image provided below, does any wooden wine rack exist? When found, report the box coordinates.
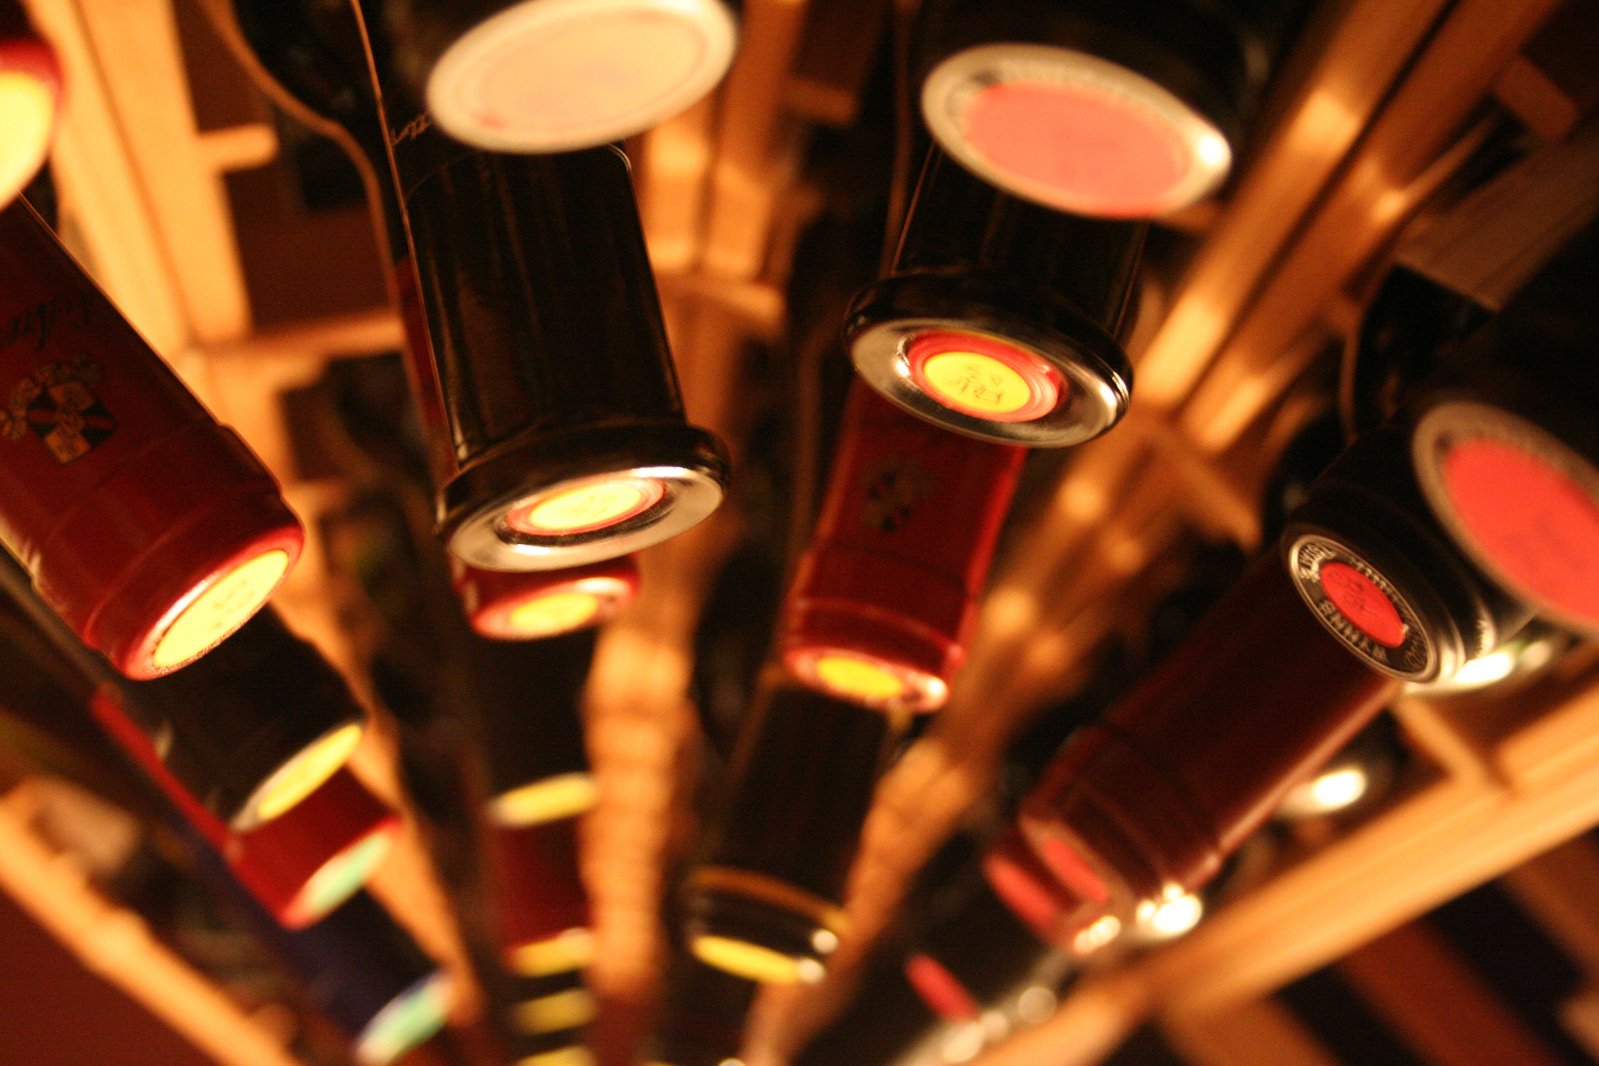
[3,0,1598,1064]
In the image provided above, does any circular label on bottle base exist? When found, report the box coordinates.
[237,721,365,830]
[690,934,820,985]
[505,588,607,637]
[507,476,666,537]
[489,772,600,828]
[0,72,56,206]
[149,548,290,673]
[427,0,738,152]
[1415,404,1599,633]
[905,330,1063,423]
[1287,536,1434,680]
[922,44,1231,218]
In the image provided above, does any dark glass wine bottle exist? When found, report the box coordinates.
[684,683,903,985]
[848,145,1141,446]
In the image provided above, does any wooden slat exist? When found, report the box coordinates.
[71,0,253,344]
[1179,0,1556,451]
[1162,996,1340,1066]
[1133,0,1453,408]
[26,0,191,353]
[0,787,305,1066]
[784,0,890,128]
[1503,837,1599,977]
[1338,921,1566,1065]
[701,0,811,278]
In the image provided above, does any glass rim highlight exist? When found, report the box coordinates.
[847,300,1130,447]
[488,772,599,827]
[231,720,365,831]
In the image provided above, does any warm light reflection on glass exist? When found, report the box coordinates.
[1141,892,1204,940]
[1073,914,1122,954]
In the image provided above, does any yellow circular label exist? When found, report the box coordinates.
[811,653,909,704]
[690,934,809,985]
[507,928,594,977]
[920,350,1033,416]
[522,479,654,533]
[516,1047,596,1066]
[506,589,603,636]
[512,988,597,1035]
[0,73,55,203]
[151,549,290,672]
[239,721,364,828]
[489,772,599,827]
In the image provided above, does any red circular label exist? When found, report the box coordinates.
[962,81,1191,217]
[1319,561,1405,649]
[1442,437,1599,624]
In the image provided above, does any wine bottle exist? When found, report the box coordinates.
[1017,556,1396,931]
[0,0,59,209]
[1405,219,1599,640]
[487,818,592,980]
[913,0,1296,218]
[779,382,1025,712]
[0,198,302,677]
[1283,423,1536,684]
[221,0,732,571]
[847,145,1141,446]
[385,126,730,571]
[2,553,364,832]
[475,629,598,829]
[227,767,401,929]
[684,683,903,985]
[371,0,739,153]
[246,890,453,1066]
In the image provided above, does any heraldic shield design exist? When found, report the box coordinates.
[1,357,117,464]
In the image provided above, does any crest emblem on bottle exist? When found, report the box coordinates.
[860,458,932,533]
[1,357,116,464]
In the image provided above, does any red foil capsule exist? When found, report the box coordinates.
[780,383,1025,711]
[488,819,593,978]
[0,200,302,677]
[228,767,402,929]
[1018,557,1397,917]
[451,554,639,640]
[0,1,60,209]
